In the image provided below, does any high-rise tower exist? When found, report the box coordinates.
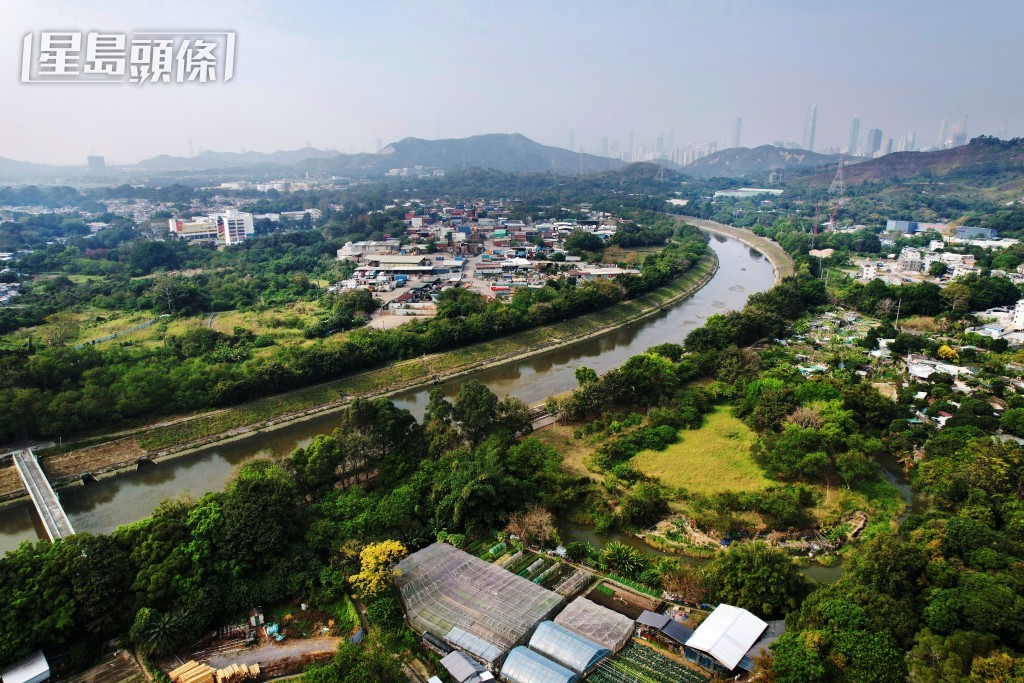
[866,128,883,157]
[732,117,742,149]
[847,117,860,156]
[803,104,818,152]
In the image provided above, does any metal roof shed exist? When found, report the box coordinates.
[0,650,49,683]
[684,604,768,671]
[499,647,578,683]
[528,621,609,674]
[440,651,494,683]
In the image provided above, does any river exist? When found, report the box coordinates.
[0,234,775,554]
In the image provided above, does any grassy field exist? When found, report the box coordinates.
[631,407,771,494]
[534,423,596,478]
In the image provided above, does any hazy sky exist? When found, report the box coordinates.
[3,0,1023,165]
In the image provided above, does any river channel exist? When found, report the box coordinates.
[1,234,775,554]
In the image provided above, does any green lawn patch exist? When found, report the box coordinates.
[631,407,771,494]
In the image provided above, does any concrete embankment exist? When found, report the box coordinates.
[680,217,795,284]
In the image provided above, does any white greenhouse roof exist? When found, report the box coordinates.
[0,650,49,683]
[500,647,579,683]
[395,543,564,665]
[685,604,768,671]
[528,621,609,674]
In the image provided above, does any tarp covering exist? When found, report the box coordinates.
[554,597,634,653]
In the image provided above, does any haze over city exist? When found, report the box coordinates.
[3,0,1024,165]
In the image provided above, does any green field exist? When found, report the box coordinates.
[631,407,771,493]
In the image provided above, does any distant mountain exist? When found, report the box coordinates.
[684,145,850,178]
[298,133,625,176]
[137,146,342,171]
[1,133,632,181]
[830,137,1024,183]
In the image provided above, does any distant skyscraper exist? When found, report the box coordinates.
[866,128,883,157]
[937,118,948,148]
[951,116,969,147]
[803,104,818,152]
[87,155,105,171]
[883,138,894,155]
[601,137,609,157]
[628,131,634,162]
[732,117,742,149]
[847,117,860,156]
[569,129,575,152]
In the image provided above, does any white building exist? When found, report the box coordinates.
[1013,300,1024,330]
[212,210,255,245]
[170,210,254,245]
[860,263,877,280]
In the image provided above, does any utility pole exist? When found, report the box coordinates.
[895,298,903,331]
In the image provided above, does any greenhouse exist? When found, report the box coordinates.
[396,543,565,666]
[553,597,634,653]
[499,647,579,683]
[528,621,610,674]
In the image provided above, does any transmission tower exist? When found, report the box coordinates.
[573,151,584,177]
[828,159,846,195]
[654,163,666,182]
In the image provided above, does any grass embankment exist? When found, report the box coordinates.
[632,407,769,494]
[32,252,717,481]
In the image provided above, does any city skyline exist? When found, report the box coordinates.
[2,0,1023,165]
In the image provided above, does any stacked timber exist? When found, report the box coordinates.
[215,663,260,682]
[168,661,216,683]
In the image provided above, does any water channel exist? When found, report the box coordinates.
[1,234,788,555]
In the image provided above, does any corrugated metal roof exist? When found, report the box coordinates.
[685,604,767,671]
[440,651,486,683]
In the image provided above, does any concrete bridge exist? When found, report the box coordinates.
[11,449,74,541]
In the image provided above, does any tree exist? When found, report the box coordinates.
[42,312,80,347]
[349,540,408,600]
[936,345,959,363]
[929,261,949,277]
[129,607,185,656]
[452,380,499,445]
[706,542,811,618]
[941,282,972,316]
[661,564,707,605]
[505,505,556,547]
[835,450,875,488]
[564,231,605,253]
[575,366,598,386]
[999,407,1024,436]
